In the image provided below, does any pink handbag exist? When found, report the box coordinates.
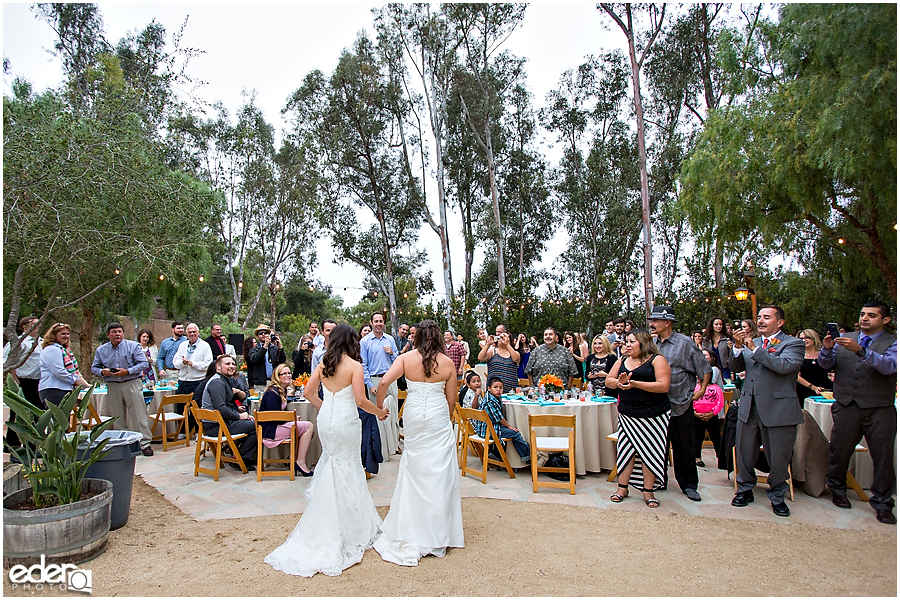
[692,383,724,414]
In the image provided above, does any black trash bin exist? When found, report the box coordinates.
[77,430,142,530]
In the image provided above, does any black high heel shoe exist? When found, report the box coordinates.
[295,465,314,477]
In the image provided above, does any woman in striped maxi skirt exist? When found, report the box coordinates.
[605,330,672,508]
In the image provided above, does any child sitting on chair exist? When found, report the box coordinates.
[475,376,531,463]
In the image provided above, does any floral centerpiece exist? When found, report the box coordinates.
[538,374,564,394]
[293,373,310,388]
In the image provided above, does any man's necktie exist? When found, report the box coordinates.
[860,335,871,349]
[762,338,769,349]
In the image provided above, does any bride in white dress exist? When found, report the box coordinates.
[265,324,389,577]
[373,319,464,565]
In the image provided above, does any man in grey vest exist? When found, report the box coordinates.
[819,301,897,524]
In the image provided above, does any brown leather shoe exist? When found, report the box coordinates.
[876,509,896,525]
[832,495,851,509]
[141,446,154,457]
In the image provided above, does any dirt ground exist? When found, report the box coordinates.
[3,476,897,596]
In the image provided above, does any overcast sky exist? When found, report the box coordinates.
[3,2,627,308]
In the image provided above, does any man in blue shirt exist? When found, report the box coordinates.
[361,312,398,401]
[91,322,154,455]
[157,321,186,378]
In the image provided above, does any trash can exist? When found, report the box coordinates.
[77,430,142,530]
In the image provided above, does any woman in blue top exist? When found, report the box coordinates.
[38,322,90,406]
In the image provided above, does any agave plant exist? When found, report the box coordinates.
[4,376,117,507]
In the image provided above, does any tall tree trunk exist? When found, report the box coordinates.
[80,305,95,379]
[484,126,508,320]
[625,25,655,318]
[714,235,724,292]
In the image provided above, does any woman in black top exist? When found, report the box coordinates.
[585,335,617,396]
[259,363,316,476]
[606,330,672,508]
[795,329,832,405]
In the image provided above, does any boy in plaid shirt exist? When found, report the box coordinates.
[474,377,531,462]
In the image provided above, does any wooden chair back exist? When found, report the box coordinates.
[190,407,248,481]
[457,407,516,483]
[149,394,190,451]
[528,413,576,495]
[254,410,297,482]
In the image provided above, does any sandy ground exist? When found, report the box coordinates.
[4,476,897,597]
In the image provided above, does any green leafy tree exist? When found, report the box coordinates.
[680,4,897,301]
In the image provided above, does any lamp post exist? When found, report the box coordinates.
[733,267,757,320]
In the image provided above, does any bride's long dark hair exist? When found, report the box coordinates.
[322,324,360,379]
[415,320,444,377]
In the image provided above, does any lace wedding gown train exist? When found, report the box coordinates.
[374,380,464,565]
[265,384,381,577]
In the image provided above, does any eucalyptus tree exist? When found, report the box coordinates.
[680,3,897,300]
[374,4,460,311]
[445,2,527,319]
[541,53,641,323]
[598,3,667,317]
[284,33,423,334]
[643,4,755,294]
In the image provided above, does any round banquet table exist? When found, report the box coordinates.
[249,397,322,467]
[502,397,619,475]
[804,397,874,489]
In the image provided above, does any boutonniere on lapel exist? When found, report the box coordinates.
[767,338,782,353]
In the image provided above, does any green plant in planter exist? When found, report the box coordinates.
[3,376,117,508]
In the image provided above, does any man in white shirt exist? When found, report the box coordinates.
[173,323,213,431]
[3,316,43,453]
[3,316,42,407]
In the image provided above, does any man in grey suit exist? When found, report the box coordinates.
[728,306,804,517]
[818,301,897,524]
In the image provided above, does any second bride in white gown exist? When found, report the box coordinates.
[373,319,464,566]
[265,324,389,577]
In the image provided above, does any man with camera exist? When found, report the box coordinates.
[818,302,897,524]
[247,324,286,388]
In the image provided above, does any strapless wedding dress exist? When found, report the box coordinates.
[374,380,464,565]
[265,384,381,577]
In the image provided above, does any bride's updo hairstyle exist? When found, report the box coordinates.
[415,319,444,377]
[322,324,361,378]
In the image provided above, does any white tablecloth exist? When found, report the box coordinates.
[378,394,400,459]
[804,398,874,489]
[249,398,322,466]
[82,386,180,435]
[502,399,619,475]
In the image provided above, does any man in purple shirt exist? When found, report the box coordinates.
[91,322,153,455]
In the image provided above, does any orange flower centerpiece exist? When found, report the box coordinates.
[538,374,564,394]
[293,373,310,388]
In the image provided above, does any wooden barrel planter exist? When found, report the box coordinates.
[3,478,113,568]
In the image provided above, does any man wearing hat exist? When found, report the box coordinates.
[247,324,286,388]
[649,305,712,502]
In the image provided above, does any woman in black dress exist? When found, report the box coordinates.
[605,330,672,508]
[796,329,832,405]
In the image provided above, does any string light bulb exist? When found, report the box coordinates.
[199,276,204,282]
[159,274,165,281]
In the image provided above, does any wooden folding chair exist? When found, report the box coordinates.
[529,413,576,495]
[457,407,516,483]
[68,402,114,432]
[847,444,869,502]
[519,378,531,388]
[606,431,674,482]
[732,446,794,501]
[572,378,583,390]
[191,407,248,481]
[255,410,297,482]
[149,394,191,451]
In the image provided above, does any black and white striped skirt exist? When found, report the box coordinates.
[616,411,671,491]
